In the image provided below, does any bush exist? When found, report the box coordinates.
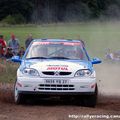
[14,14,26,24]
[1,15,16,24]
[1,14,26,24]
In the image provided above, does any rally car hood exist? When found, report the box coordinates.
[21,59,93,73]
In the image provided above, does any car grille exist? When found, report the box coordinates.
[38,84,75,91]
[42,71,72,76]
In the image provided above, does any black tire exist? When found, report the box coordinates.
[83,85,98,107]
[14,92,24,105]
[14,81,25,105]
[76,85,98,107]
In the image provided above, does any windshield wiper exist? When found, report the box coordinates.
[48,57,70,59]
[26,57,48,59]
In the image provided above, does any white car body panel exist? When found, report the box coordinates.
[17,60,96,94]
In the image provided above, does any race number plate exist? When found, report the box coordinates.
[45,79,68,84]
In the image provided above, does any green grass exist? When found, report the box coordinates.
[0,21,120,83]
[0,59,18,83]
[1,21,120,58]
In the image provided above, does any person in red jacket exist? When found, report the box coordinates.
[0,35,7,57]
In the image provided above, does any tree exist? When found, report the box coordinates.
[0,0,34,22]
[1,0,120,23]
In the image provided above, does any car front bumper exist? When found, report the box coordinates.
[16,76,96,95]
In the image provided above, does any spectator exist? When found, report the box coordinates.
[25,34,33,49]
[8,34,20,55]
[0,35,7,57]
[5,47,13,59]
[18,47,25,57]
[105,48,114,60]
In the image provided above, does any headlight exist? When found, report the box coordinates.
[75,69,92,77]
[22,68,39,76]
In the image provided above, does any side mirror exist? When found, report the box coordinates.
[92,57,102,64]
[11,56,21,63]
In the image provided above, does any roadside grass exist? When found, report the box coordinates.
[1,21,120,58]
[0,21,120,83]
[0,59,18,83]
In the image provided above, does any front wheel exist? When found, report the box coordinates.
[76,85,98,107]
[14,82,24,104]
[83,85,98,107]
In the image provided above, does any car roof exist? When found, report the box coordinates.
[32,39,85,45]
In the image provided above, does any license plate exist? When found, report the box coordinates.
[45,79,68,84]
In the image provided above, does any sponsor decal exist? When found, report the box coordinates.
[33,41,81,46]
[47,65,68,71]
[47,67,68,71]
[33,42,50,45]
[63,42,81,46]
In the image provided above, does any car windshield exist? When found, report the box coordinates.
[25,41,88,61]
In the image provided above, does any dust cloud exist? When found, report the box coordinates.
[95,61,120,96]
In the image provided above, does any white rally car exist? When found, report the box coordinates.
[12,39,101,107]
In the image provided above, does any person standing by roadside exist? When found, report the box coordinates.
[8,34,20,55]
[25,34,33,49]
[0,35,7,57]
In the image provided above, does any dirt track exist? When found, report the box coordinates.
[0,62,120,120]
